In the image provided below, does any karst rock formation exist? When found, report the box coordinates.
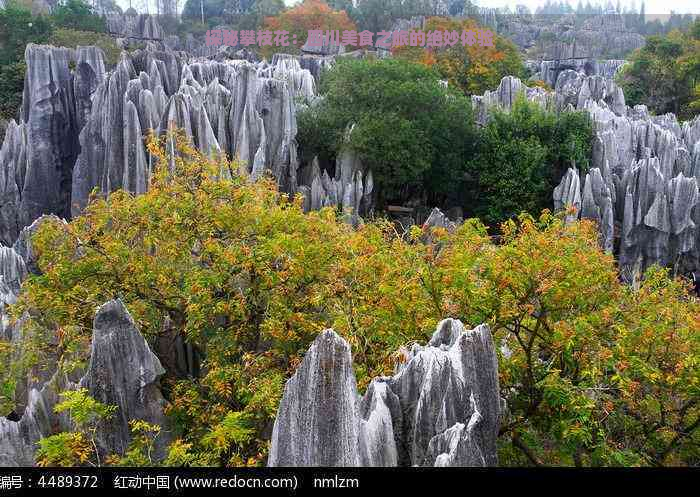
[0,8,697,467]
[0,34,381,246]
[0,39,369,246]
[0,293,168,466]
[473,62,700,281]
[268,319,501,467]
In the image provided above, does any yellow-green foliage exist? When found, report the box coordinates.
[36,389,116,467]
[7,134,699,467]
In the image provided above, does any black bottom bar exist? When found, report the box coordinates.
[0,467,696,495]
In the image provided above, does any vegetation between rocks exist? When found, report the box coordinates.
[2,135,697,466]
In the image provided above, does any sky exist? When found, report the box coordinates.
[115,0,699,16]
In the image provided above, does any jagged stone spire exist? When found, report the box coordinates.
[269,319,501,467]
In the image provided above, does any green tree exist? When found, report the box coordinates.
[0,61,26,120]
[51,0,107,33]
[0,2,52,121]
[234,0,285,31]
[466,95,593,228]
[297,58,476,207]
[181,0,285,32]
[618,21,700,119]
[0,2,53,65]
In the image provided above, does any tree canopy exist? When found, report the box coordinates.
[466,96,593,228]
[0,1,52,66]
[2,134,697,467]
[297,58,476,207]
[51,0,107,33]
[0,0,111,122]
[618,20,700,119]
[260,0,356,57]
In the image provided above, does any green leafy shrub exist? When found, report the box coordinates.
[0,2,53,65]
[0,61,25,121]
[48,27,122,66]
[617,20,700,119]
[51,0,107,33]
[36,389,117,467]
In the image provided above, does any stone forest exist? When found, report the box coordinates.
[0,0,698,469]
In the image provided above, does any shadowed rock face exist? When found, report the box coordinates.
[0,298,169,466]
[19,45,78,232]
[268,319,501,467]
[0,45,106,246]
[80,299,169,459]
[474,68,700,280]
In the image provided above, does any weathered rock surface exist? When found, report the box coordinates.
[0,245,27,339]
[0,375,69,466]
[106,12,165,41]
[80,299,170,459]
[297,144,374,220]
[501,12,644,59]
[19,45,81,236]
[532,58,626,88]
[422,207,460,233]
[0,41,329,241]
[0,44,105,246]
[69,49,316,215]
[474,64,700,278]
[267,329,361,466]
[269,318,501,467]
[0,298,169,466]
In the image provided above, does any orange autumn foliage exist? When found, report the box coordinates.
[393,17,524,96]
[261,0,356,57]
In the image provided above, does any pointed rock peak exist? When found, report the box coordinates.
[93,298,136,337]
[270,320,500,467]
[428,318,466,348]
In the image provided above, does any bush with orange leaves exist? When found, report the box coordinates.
[3,134,698,467]
[260,0,356,58]
[393,16,524,96]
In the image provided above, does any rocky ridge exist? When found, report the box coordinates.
[500,12,645,59]
[0,42,367,245]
